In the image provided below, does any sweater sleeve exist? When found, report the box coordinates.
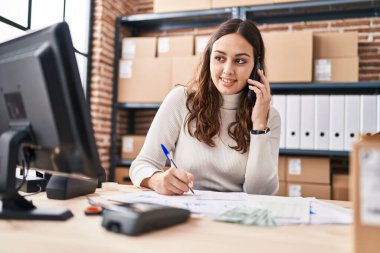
[129,87,187,187]
[243,106,281,195]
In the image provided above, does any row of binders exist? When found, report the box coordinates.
[272,95,380,151]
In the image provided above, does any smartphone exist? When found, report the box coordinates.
[247,60,263,106]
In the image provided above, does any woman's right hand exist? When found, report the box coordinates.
[142,167,194,195]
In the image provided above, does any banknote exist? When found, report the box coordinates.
[214,206,277,227]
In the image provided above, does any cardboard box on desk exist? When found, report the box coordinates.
[286,157,330,184]
[121,135,146,160]
[158,36,194,58]
[262,31,313,82]
[154,0,211,13]
[121,37,156,60]
[117,58,172,103]
[351,134,380,253]
[211,0,273,8]
[172,55,201,87]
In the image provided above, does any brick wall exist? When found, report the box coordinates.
[90,0,380,178]
[90,0,136,179]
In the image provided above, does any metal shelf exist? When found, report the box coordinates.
[120,8,238,33]
[279,149,349,157]
[243,0,380,24]
[271,82,380,95]
[117,158,133,167]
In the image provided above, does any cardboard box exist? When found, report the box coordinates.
[314,57,359,82]
[154,0,211,13]
[172,55,201,87]
[262,31,313,82]
[332,173,349,201]
[121,37,156,59]
[287,182,331,199]
[314,32,358,58]
[286,157,330,184]
[114,167,131,185]
[195,35,210,55]
[351,134,380,253]
[278,156,286,181]
[158,36,194,57]
[118,58,172,103]
[277,181,286,196]
[212,0,273,8]
[121,135,145,160]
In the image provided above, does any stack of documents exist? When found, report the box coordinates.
[103,190,352,226]
[309,198,352,224]
[104,190,261,216]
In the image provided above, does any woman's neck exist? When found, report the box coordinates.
[221,92,241,110]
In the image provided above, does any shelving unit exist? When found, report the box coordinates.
[109,0,380,181]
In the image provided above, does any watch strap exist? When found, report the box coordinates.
[250,127,270,135]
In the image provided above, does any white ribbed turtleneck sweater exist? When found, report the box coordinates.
[130,86,281,195]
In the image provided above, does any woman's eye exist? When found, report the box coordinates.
[215,56,225,62]
[236,59,246,64]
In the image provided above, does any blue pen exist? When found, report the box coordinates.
[160,144,194,194]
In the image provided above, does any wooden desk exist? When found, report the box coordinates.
[0,186,352,253]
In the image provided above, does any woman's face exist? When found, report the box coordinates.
[210,33,254,95]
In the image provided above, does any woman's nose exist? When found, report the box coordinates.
[222,61,234,75]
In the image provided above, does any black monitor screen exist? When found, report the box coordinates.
[0,22,105,220]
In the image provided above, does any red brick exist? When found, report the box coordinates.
[358,47,378,53]
[356,27,380,33]
[359,42,380,47]
[292,22,328,30]
[373,19,380,25]
[360,69,380,74]
[359,61,380,68]
[331,20,370,28]
[260,26,289,32]
[359,75,380,81]
[359,54,380,60]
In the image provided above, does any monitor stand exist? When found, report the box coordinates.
[0,128,73,220]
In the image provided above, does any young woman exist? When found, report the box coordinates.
[129,19,281,195]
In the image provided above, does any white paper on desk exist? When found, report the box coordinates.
[251,195,310,224]
[104,190,262,217]
[309,199,352,224]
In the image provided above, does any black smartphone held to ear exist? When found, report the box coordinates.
[247,60,263,106]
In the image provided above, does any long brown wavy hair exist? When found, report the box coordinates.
[185,19,266,153]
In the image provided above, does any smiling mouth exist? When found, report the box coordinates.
[220,77,236,84]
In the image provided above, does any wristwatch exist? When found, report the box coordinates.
[250,127,270,135]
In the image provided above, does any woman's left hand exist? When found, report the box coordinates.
[247,69,271,130]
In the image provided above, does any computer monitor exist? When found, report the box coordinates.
[0,22,106,220]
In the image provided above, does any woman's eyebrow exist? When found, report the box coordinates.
[213,50,226,55]
[212,50,251,57]
[235,53,251,57]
